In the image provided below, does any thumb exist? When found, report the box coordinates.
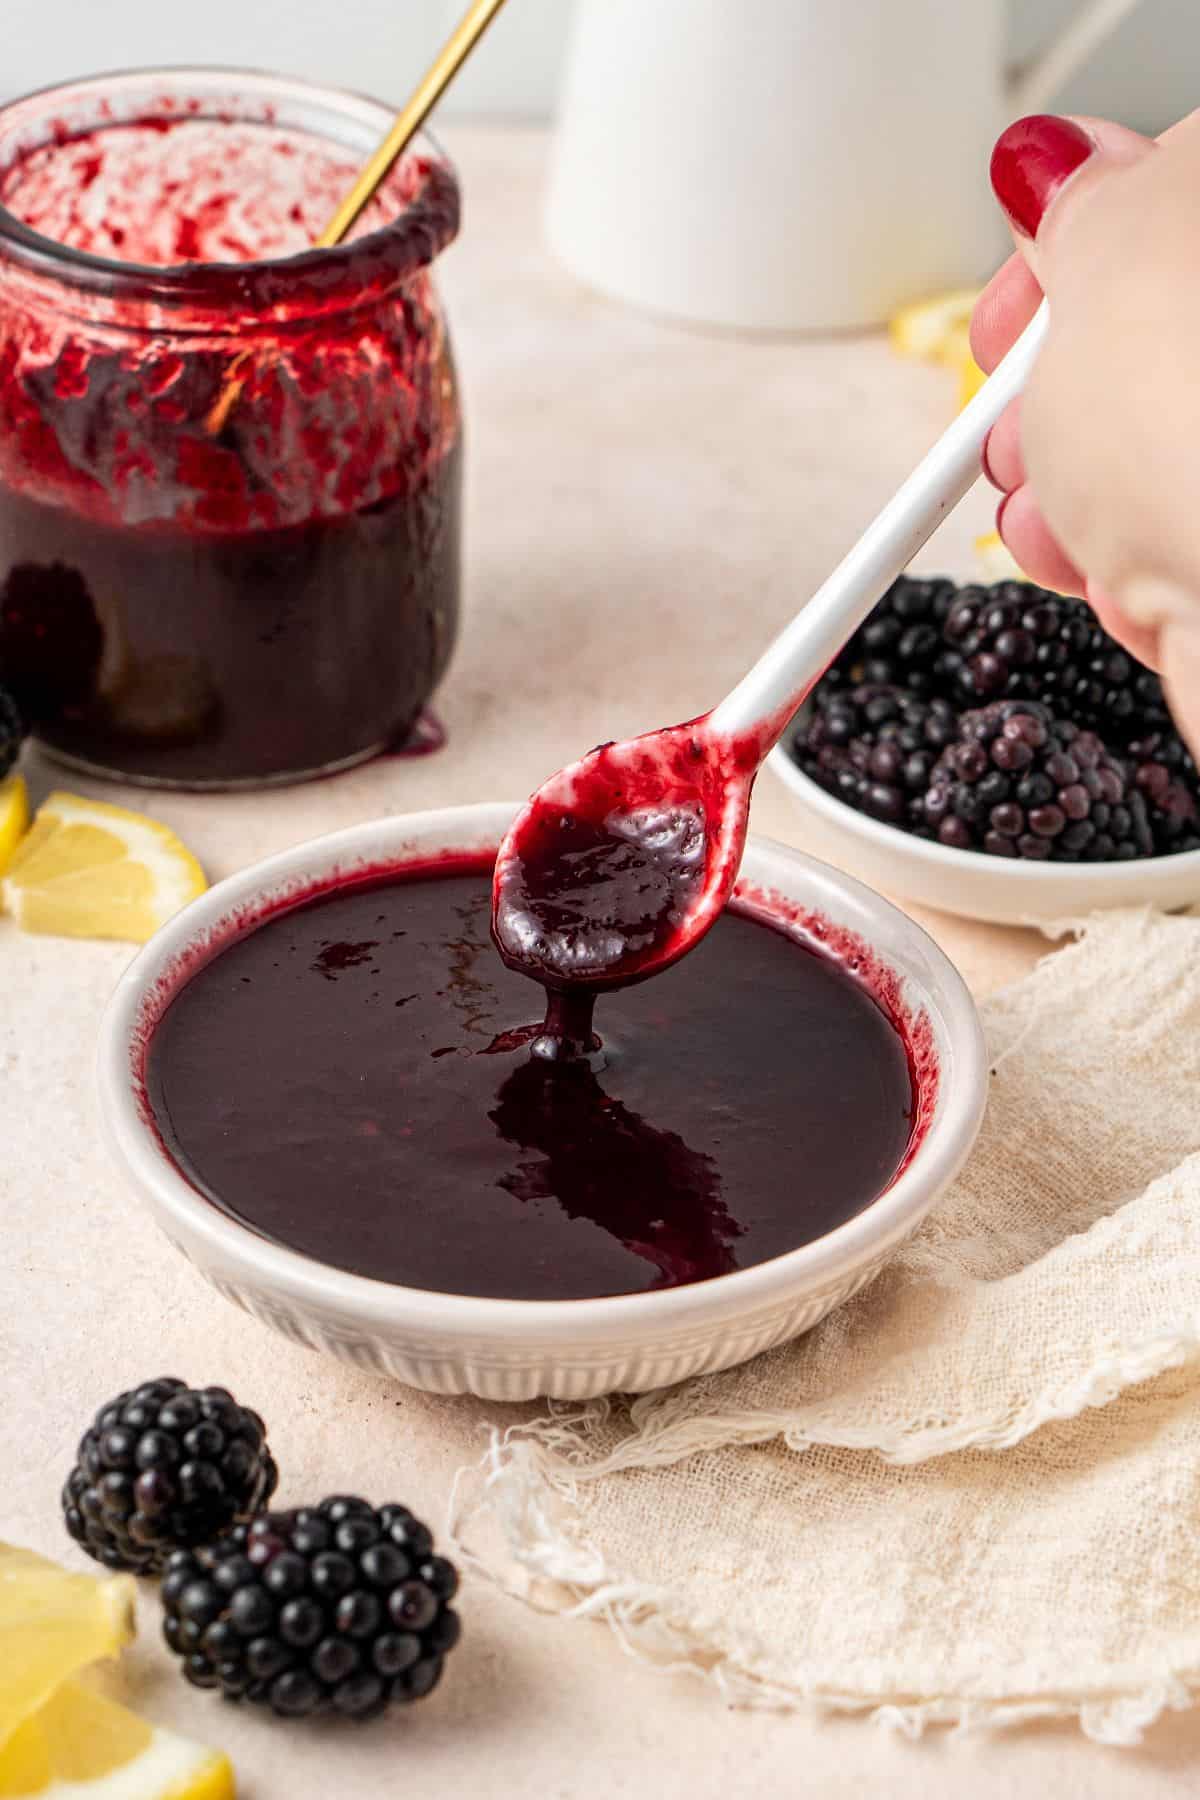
[989,114,1155,290]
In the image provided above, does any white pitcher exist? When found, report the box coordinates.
[545,0,1145,331]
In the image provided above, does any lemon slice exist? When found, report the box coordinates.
[0,1544,233,1799]
[975,530,1031,583]
[0,1680,233,1800]
[0,776,29,876]
[943,321,986,408]
[889,288,979,358]
[889,289,985,410]
[1,792,206,942]
[0,1543,135,1751]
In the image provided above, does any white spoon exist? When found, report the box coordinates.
[493,302,1050,1023]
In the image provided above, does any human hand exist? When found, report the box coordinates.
[971,112,1200,754]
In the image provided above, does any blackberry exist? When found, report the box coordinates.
[160,1497,461,1721]
[792,684,957,830]
[62,1379,278,1575]
[789,573,1199,861]
[822,575,958,696]
[940,581,1177,738]
[1021,604,1174,738]
[941,583,1076,705]
[0,561,103,724]
[0,682,25,779]
[1054,637,1173,738]
[1128,729,1200,855]
[920,700,1153,862]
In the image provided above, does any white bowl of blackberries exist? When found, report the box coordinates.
[771,576,1200,926]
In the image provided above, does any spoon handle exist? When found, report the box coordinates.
[708,299,1051,744]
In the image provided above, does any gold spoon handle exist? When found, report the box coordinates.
[318,0,510,247]
[205,0,509,434]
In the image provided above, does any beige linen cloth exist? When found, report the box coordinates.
[455,909,1200,1743]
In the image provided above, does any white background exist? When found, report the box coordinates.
[1,0,1195,131]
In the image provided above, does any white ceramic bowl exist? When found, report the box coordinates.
[769,743,1200,927]
[98,803,987,1402]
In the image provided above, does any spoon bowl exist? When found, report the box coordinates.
[491,717,761,1008]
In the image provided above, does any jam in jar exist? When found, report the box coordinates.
[0,69,462,787]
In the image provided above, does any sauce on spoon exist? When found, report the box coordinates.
[492,717,773,1055]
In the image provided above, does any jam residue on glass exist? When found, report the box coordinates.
[0,88,461,784]
[144,862,920,1303]
[1,120,399,266]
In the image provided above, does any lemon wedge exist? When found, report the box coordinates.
[889,288,980,358]
[0,1543,135,1750]
[975,530,1031,583]
[0,1680,234,1800]
[944,321,986,408]
[0,1544,233,1800]
[0,776,29,876]
[889,289,985,409]
[1,792,206,942]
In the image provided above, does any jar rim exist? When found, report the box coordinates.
[0,66,460,315]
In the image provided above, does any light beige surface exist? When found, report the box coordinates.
[3,126,1189,1796]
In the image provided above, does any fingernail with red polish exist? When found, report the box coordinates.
[990,115,1093,238]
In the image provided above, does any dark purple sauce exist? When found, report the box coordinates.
[146,868,916,1302]
[491,719,772,1055]
[387,709,446,759]
[493,804,706,987]
[1,468,460,785]
[492,801,710,1058]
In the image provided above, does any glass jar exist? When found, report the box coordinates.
[0,70,462,788]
